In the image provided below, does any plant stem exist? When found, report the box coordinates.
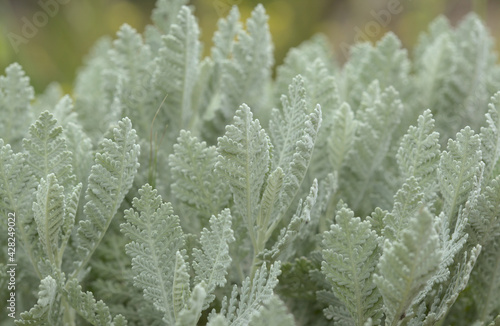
[62,297,76,326]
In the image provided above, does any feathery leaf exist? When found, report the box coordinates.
[438,127,483,224]
[0,63,34,148]
[169,130,230,222]
[193,209,235,308]
[374,208,442,325]
[23,111,74,188]
[65,278,127,326]
[33,174,65,264]
[322,206,382,325]
[76,118,140,273]
[153,5,201,138]
[15,276,61,326]
[216,104,271,246]
[121,184,185,324]
[214,262,281,326]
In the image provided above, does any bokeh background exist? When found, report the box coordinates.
[0,0,499,94]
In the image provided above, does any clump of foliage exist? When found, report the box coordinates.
[1,0,500,325]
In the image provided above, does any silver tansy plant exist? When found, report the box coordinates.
[1,0,500,325]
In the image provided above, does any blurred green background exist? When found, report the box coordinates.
[1,0,499,94]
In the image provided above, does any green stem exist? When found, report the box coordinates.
[62,297,76,326]
[250,254,260,280]
[250,237,265,279]
[320,192,338,233]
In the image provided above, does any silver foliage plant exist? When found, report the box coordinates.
[1,0,500,325]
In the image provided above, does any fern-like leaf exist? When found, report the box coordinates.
[65,278,127,326]
[32,174,65,265]
[438,127,483,224]
[15,276,61,326]
[198,7,241,140]
[323,303,354,326]
[397,109,441,197]
[453,14,497,129]
[327,102,357,172]
[75,117,140,274]
[413,16,452,60]
[0,139,41,277]
[414,14,497,141]
[151,0,188,34]
[153,5,200,138]
[248,295,296,326]
[50,95,78,127]
[0,140,33,217]
[421,245,481,325]
[207,315,229,326]
[211,7,241,64]
[481,92,500,179]
[193,208,235,308]
[382,178,424,242]
[374,208,442,325]
[469,175,500,246]
[303,57,339,118]
[173,251,191,320]
[304,59,340,179]
[0,63,34,148]
[121,184,185,324]
[471,242,500,325]
[269,76,322,216]
[275,35,336,104]
[176,283,207,326]
[216,104,271,247]
[322,205,382,326]
[256,167,284,244]
[169,130,230,223]
[64,121,93,186]
[434,188,472,287]
[345,83,403,212]
[342,33,410,110]
[259,179,318,263]
[23,111,74,188]
[214,262,281,326]
[59,182,82,263]
[414,32,459,135]
[270,76,309,171]
[107,24,156,139]
[218,4,273,119]
[281,105,321,216]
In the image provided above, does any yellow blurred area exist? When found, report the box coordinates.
[0,32,9,64]
[107,2,145,33]
[0,0,499,93]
